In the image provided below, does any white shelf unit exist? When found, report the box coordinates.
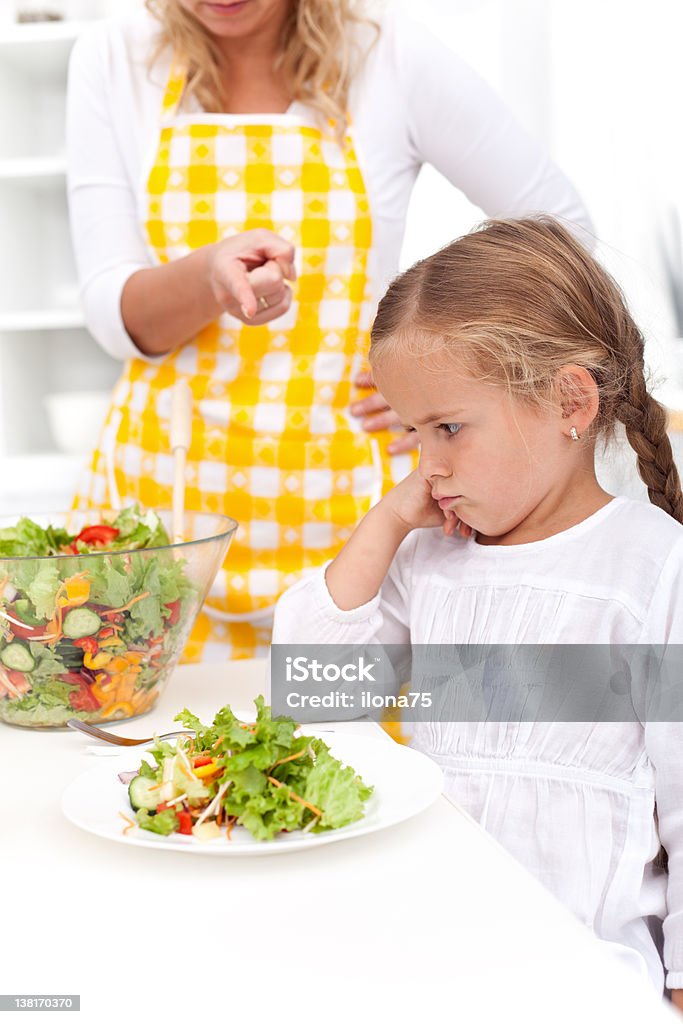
[0,12,122,507]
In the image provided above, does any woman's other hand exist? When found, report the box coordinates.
[350,369,420,454]
[207,228,296,324]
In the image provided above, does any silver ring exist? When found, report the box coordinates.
[258,295,269,311]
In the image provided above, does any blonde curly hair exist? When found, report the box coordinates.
[144,0,379,138]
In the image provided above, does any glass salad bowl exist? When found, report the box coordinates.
[0,508,237,728]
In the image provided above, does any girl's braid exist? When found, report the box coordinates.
[614,323,683,523]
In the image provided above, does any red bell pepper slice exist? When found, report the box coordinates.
[75,524,120,548]
[8,611,48,642]
[61,671,91,687]
[193,756,213,768]
[7,671,29,692]
[73,637,99,655]
[68,684,101,712]
[176,810,193,835]
[165,600,181,626]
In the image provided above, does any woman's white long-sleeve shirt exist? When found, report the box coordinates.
[66,7,592,363]
[272,496,683,992]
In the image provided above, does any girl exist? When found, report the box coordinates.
[272,217,683,1001]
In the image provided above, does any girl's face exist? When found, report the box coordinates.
[177,0,291,42]
[374,351,578,544]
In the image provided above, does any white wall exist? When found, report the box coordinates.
[398,0,683,405]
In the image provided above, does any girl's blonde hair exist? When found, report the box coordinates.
[370,217,683,522]
[144,0,378,137]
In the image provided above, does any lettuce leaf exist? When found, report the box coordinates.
[0,518,54,557]
[87,558,132,608]
[109,506,169,551]
[304,738,374,830]
[136,808,179,835]
[10,561,62,620]
[168,697,373,841]
[0,677,78,726]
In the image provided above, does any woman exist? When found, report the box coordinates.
[66,0,592,660]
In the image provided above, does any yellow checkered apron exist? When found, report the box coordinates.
[74,62,411,660]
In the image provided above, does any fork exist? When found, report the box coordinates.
[67,718,194,746]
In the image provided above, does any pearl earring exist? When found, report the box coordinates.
[570,426,580,441]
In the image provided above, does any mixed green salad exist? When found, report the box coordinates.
[0,507,197,728]
[121,697,373,842]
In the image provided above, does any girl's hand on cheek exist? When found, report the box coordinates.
[443,508,473,539]
[381,470,450,533]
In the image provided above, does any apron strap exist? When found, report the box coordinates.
[161,54,188,121]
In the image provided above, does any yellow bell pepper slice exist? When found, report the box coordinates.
[91,683,110,703]
[57,575,91,608]
[106,656,131,675]
[83,651,112,671]
[194,762,221,780]
[100,701,134,719]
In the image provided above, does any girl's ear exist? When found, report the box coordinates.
[556,364,599,438]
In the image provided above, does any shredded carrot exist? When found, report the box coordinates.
[105,591,150,615]
[271,749,307,769]
[211,735,225,749]
[43,600,64,646]
[267,776,322,817]
[119,811,137,834]
[226,817,235,841]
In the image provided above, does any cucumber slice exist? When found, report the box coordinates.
[62,608,102,640]
[55,639,85,670]
[0,643,35,672]
[129,775,161,812]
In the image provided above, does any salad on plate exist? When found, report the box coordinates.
[122,697,374,842]
[0,506,197,727]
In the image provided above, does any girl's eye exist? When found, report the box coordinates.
[438,423,462,436]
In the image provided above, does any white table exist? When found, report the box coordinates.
[2,661,677,1024]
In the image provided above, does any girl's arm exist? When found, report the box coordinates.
[326,467,445,610]
[272,469,446,646]
[643,721,683,998]
[324,502,411,612]
[642,540,683,996]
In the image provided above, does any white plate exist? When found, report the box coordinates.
[61,731,444,856]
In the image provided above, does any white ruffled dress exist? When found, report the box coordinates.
[272,497,683,992]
